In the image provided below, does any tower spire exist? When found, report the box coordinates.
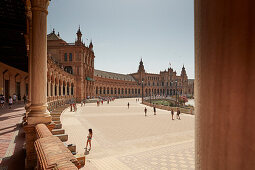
[75,25,83,45]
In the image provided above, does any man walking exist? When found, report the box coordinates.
[171,108,174,120]
[177,108,181,120]
[153,106,156,115]
[127,102,130,109]
[144,107,147,116]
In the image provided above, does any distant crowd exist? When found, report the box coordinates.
[0,93,27,109]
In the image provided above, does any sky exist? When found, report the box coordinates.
[47,0,194,79]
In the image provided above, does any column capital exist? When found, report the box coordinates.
[30,0,49,14]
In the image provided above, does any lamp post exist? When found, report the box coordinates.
[141,79,144,103]
[150,91,151,104]
[175,80,178,107]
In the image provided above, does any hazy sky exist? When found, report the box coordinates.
[47,0,194,78]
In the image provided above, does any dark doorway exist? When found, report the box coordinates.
[4,80,9,101]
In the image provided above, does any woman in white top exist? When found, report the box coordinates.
[9,96,13,109]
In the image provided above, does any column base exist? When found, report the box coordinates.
[27,115,52,125]
[27,104,52,125]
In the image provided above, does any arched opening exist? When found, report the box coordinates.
[71,83,74,95]
[64,66,73,74]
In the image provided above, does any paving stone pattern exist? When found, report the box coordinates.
[0,104,25,170]
[61,98,195,170]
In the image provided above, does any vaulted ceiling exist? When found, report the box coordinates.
[0,0,28,72]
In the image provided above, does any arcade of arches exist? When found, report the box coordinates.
[0,0,254,170]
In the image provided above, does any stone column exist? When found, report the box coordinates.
[25,8,32,115]
[25,0,52,169]
[195,0,255,169]
[27,0,51,124]
[65,84,67,97]
[56,83,59,96]
[52,82,55,97]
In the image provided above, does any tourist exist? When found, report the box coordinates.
[85,129,93,150]
[127,102,130,109]
[153,106,156,115]
[23,95,27,104]
[0,94,5,109]
[70,101,73,111]
[83,100,86,106]
[144,107,147,116]
[101,100,103,105]
[177,108,181,120]
[171,108,174,120]
[13,93,16,104]
[9,96,13,109]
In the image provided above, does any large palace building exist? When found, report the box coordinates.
[0,26,193,105]
[46,28,194,101]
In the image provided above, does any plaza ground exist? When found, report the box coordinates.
[62,98,195,170]
[0,104,25,170]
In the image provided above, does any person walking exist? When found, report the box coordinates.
[85,129,93,150]
[13,94,16,104]
[0,95,5,109]
[23,95,27,104]
[9,96,13,109]
[171,108,174,120]
[153,106,156,115]
[127,102,130,109]
[144,107,147,116]
[177,108,181,120]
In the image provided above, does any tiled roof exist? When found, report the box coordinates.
[94,69,135,81]
[47,32,63,41]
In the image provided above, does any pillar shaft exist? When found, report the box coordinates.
[28,0,51,125]
[195,0,255,169]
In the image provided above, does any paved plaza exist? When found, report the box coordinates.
[62,98,195,170]
[0,104,25,170]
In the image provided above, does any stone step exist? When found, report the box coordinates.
[54,123,62,129]
[52,117,60,121]
[51,111,61,114]
[52,129,65,135]
[64,143,76,153]
[54,134,68,142]
[53,120,61,124]
[50,113,61,116]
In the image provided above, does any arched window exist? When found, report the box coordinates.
[64,53,67,61]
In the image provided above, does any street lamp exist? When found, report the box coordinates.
[175,80,178,107]
[150,91,151,104]
[141,79,144,103]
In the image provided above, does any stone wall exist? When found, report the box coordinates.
[142,101,194,115]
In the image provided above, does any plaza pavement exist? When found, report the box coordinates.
[0,104,25,170]
[61,98,195,170]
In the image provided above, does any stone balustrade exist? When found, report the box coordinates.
[34,124,81,169]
